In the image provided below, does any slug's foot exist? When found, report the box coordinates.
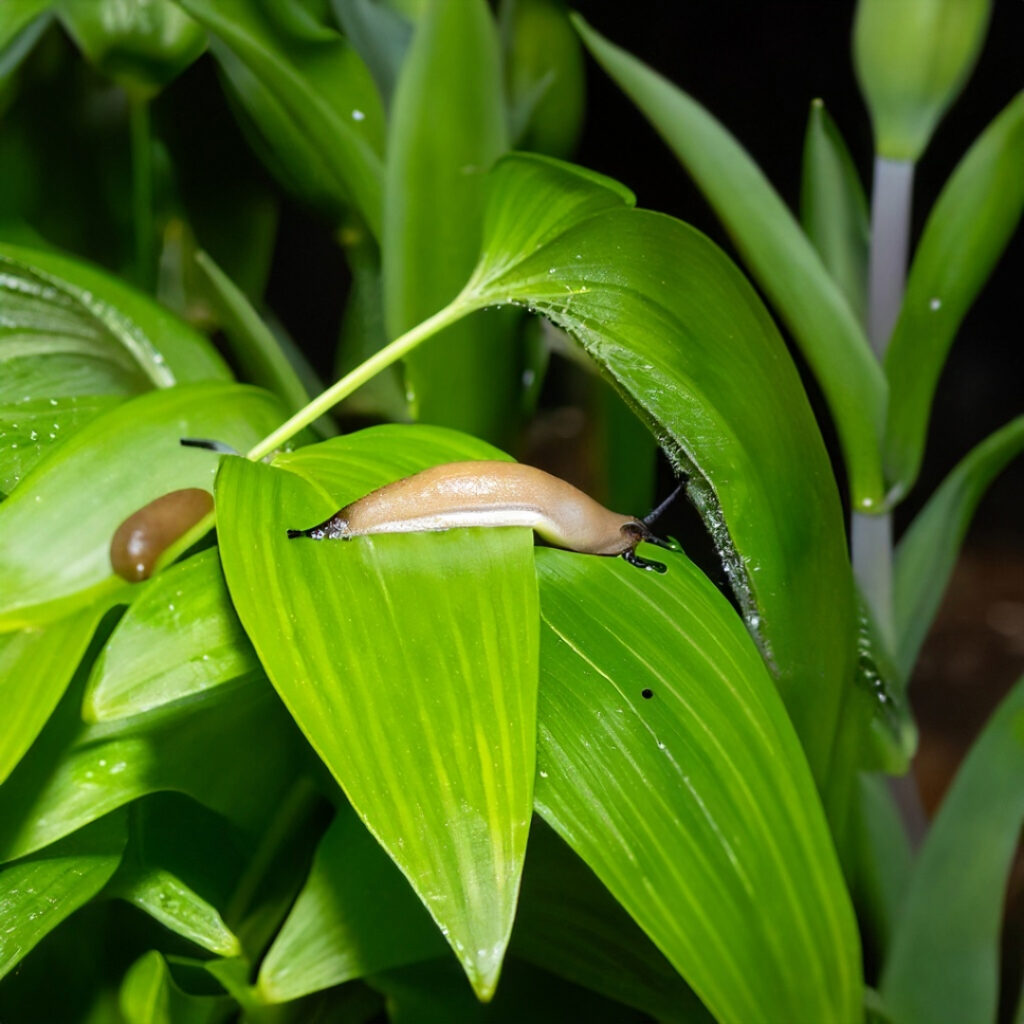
[623,549,667,574]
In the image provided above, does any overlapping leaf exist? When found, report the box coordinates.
[881,676,1024,1024]
[216,425,538,999]
[180,0,385,232]
[0,382,285,628]
[460,153,854,782]
[884,94,1024,497]
[384,0,520,442]
[533,549,861,1023]
[572,16,886,509]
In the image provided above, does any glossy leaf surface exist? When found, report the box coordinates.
[533,549,861,1024]
[0,812,127,981]
[0,601,110,785]
[800,100,870,326]
[331,0,412,108]
[181,0,384,233]
[574,16,886,509]
[881,676,1024,1024]
[894,416,1024,678]
[884,94,1024,497]
[464,154,854,781]
[0,382,285,628]
[384,0,518,442]
[119,951,232,1024]
[217,425,539,998]
[854,0,992,161]
[84,549,258,722]
[0,677,302,863]
[0,243,231,398]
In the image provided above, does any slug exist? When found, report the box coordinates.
[110,488,214,582]
[287,461,680,572]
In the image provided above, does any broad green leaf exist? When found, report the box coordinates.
[573,15,887,510]
[119,951,233,1024]
[512,820,710,1023]
[217,425,538,998]
[464,154,854,783]
[57,0,205,96]
[500,0,585,159]
[883,95,1024,498]
[0,600,112,785]
[384,0,520,443]
[331,0,412,108]
[0,243,232,399]
[894,416,1024,677]
[854,0,992,161]
[800,100,870,326]
[0,812,127,981]
[0,1,50,99]
[180,0,384,234]
[0,674,303,863]
[193,251,325,427]
[0,382,285,628]
[534,550,861,1024]
[84,549,258,722]
[881,676,1024,1024]
[0,394,122,495]
[257,805,445,1003]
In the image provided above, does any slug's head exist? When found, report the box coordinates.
[618,519,681,573]
[287,512,351,541]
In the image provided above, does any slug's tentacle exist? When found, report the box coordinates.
[643,479,685,526]
[622,549,667,574]
[180,438,240,455]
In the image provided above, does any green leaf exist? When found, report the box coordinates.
[57,0,206,96]
[512,820,711,1023]
[500,0,585,159]
[0,1,51,96]
[883,94,1024,498]
[257,805,446,1003]
[533,550,862,1024]
[0,382,285,628]
[881,675,1024,1024]
[192,250,323,425]
[0,812,127,981]
[331,0,412,108]
[573,15,887,510]
[0,600,111,785]
[0,674,303,863]
[854,0,992,162]
[893,416,1024,679]
[119,951,233,1024]
[83,549,258,722]
[106,800,242,957]
[216,425,539,999]
[465,154,855,783]
[0,394,122,496]
[180,0,384,233]
[800,100,870,326]
[0,243,232,399]
[384,0,520,443]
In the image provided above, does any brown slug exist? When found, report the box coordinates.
[287,461,680,572]
[110,488,214,582]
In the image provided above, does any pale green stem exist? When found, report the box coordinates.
[246,297,473,461]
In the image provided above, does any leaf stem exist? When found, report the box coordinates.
[129,94,155,291]
[245,296,473,461]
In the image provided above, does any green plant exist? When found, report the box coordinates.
[0,1,1021,1022]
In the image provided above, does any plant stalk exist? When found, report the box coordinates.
[129,95,155,291]
[246,297,472,461]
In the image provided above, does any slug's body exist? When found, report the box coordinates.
[110,488,213,582]
[288,462,678,572]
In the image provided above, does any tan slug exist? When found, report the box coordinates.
[287,461,681,572]
[110,488,214,582]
